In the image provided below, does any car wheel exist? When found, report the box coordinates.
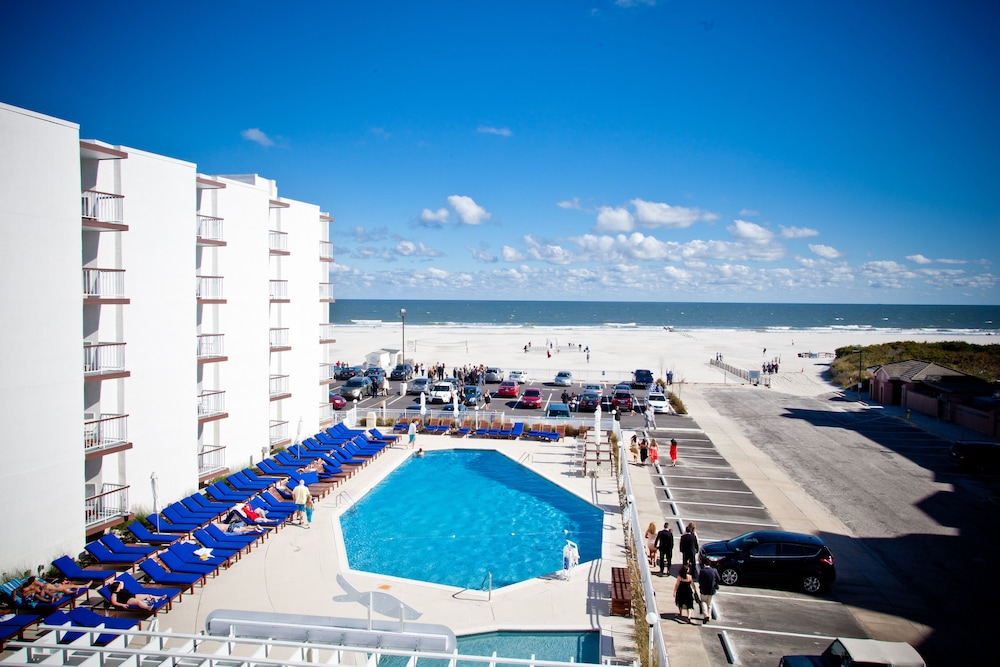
[802,573,823,594]
[719,567,739,586]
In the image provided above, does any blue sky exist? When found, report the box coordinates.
[3,1,998,304]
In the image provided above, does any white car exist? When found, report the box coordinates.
[508,370,528,384]
[428,383,454,404]
[553,371,573,386]
[583,382,602,395]
[646,392,671,414]
[484,367,504,383]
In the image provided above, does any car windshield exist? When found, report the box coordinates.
[727,532,760,551]
[525,389,540,396]
[345,378,365,387]
[463,387,477,395]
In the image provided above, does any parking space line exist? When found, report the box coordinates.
[664,499,766,510]
[703,624,837,641]
[657,473,740,481]
[655,486,753,494]
[721,590,841,604]
[671,516,779,527]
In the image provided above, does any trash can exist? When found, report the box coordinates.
[400,382,407,396]
[366,411,377,429]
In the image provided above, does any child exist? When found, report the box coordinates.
[305,496,315,527]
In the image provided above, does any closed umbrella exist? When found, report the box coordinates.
[150,471,160,531]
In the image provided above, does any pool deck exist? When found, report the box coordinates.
[152,431,640,662]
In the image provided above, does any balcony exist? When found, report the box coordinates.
[269,374,291,401]
[269,420,291,447]
[319,402,335,425]
[319,323,336,344]
[198,390,228,423]
[197,215,226,246]
[319,363,337,385]
[320,240,335,262]
[197,276,226,304]
[83,268,129,304]
[198,444,228,482]
[81,190,127,231]
[270,280,289,303]
[84,413,131,458]
[269,328,290,351]
[319,282,334,303]
[197,334,228,363]
[85,483,130,534]
[84,342,130,381]
[269,230,289,256]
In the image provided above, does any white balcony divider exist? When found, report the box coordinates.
[198,390,226,417]
[319,240,335,260]
[83,342,126,374]
[83,268,126,298]
[319,323,336,341]
[319,402,335,422]
[269,279,288,300]
[269,328,290,348]
[197,275,225,299]
[84,483,129,528]
[319,282,334,300]
[81,190,124,223]
[198,444,227,476]
[84,413,128,451]
[269,420,289,444]
[319,363,337,383]
[197,214,225,242]
[197,334,225,358]
[269,374,289,397]
[269,230,288,252]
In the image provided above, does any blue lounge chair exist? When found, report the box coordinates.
[51,556,118,585]
[241,469,284,486]
[128,522,183,546]
[202,523,265,548]
[148,512,203,533]
[256,459,298,477]
[275,450,314,467]
[190,529,250,558]
[248,495,294,520]
[508,422,526,439]
[100,533,158,556]
[45,609,139,647]
[370,427,400,443]
[324,447,368,468]
[159,505,212,529]
[226,470,273,490]
[94,581,171,617]
[84,541,146,567]
[138,559,204,589]
[327,422,366,438]
[155,550,218,578]
[162,544,231,572]
[0,614,40,650]
[114,572,183,605]
[184,493,231,513]
[165,501,218,521]
[205,481,252,503]
[314,431,351,446]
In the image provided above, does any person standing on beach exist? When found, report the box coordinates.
[669,438,678,466]
[654,522,673,576]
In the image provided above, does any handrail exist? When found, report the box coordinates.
[335,491,356,508]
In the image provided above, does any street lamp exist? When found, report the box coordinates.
[400,308,406,367]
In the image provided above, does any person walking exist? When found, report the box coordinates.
[673,565,695,622]
[697,561,721,624]
[639,439,649,465]
[292,479,310,527]
[654,522,673,576]
[407,420,417,448]
[680,522,699,575]
[669,438,678,466]
[649,439,659,466]
[644,522,658,566]
[305,496,316,528]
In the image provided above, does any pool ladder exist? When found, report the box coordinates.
[480,571,492,601]
[335,491,356,508]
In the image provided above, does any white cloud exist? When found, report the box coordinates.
[616,0,655,6]
[937,258,967,265]
[595,206,634,232]
[780,225,820,239]
[728,219,774,243]
[395,240,442,258]
[468,245,497,263]
[418,208,450,227]
[447,195,491,225]
[524,235,574,265]
[557,197,582,210]
[906,254,933,264]
[739,209,760,217]
[630,198,717,229]
[240,128,274,146]
[808,244,842,259]
[502,246,525,262]
[477,126,512,137]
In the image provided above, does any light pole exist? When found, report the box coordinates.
[400,308,406,367]
[853,348,863,401]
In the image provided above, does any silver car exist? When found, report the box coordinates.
[553,371,573,386]
[485,367,504,382]
[407,377,432,395]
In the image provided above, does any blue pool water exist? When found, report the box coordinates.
[339,449,603,589]
[379,631,600,667]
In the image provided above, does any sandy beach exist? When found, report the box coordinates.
[333,324,995,397]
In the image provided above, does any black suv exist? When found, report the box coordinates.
[389,363,413,381]
[335,365,362,380]
[949,440,1000,472]
[699,530,835,594]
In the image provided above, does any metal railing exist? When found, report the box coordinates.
[198,444,227,477]
[83,342,126,375]
[269,230,288,252]
[197,214,224,242]
[319,322,336,341]
[708,357,750,381]
[269,420,289,445]
[84,483,129,529]
[82,268,125,298]
[197,333,225,359]
[198,390,226,417]
[269,375,289,397]
[196,275,225,300]
[319,240,335,260]
[269,279,288,300]
[81,189,124,223]
[269,328,289,348]
[83,413,128,452]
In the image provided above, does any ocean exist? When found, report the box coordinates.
[330,300,999,334]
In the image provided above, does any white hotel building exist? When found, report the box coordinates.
[0,102,339,574]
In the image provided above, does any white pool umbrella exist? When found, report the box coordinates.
[150,471,160,531]
[594,404,602,437]
[419,391,427,416]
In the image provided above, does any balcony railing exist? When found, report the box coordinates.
[269,375,290,398]
[319,323,336,343]
[81,190,124,223]
[319,363,337,383]
[198,444,227,478]
[84,413,129,452]
[270,280,289,301]
[83,268,126,299]
[320,240,335,261]
[197,215,225,243]
[269,328,290,349]
[319,283,334,302]
[85,483,129,529]
[84,342,126,375]
[197,334,226,359]
[319,402,335,423]
[197,276,225,301]
[269,420,289,445]
[198,390,226,418]
[269,230,288,254]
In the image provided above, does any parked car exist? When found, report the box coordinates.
[600,395,615,412]
[484,367,504,383]
[546,403,572,418]
[328,392,347,409]
[408,377,432,395]
[948,440,1000,472]
[428,383,454,404]
[780,638,925,667]
[614,382,632,392]
[699,530,836,594]
[496,380,519,398]
[612,390,634,412]
[508,370,528,384]
[631,369,654,388]
[553,371,573,386]
[389,363,413,380]
[583,382,602,395]
[578,392,601,412]
[335,365,363,380]
[339,376,372,400]
[365,367,386,383]
[440,403,467,413]
[518,387,543,409]
[646,392,670,414]
[462,385,485,406]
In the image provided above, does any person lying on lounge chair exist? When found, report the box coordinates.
[221,503,271,524]
[224,520,267,534]
[107,580,167,611]
[21,577,88,603]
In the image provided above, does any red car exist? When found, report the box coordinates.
[518,387,543,409]
[497,381,519,398]
[329,392,347,409]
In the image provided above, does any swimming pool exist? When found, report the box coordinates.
[339,449,603,589]
[378,631,600,667]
